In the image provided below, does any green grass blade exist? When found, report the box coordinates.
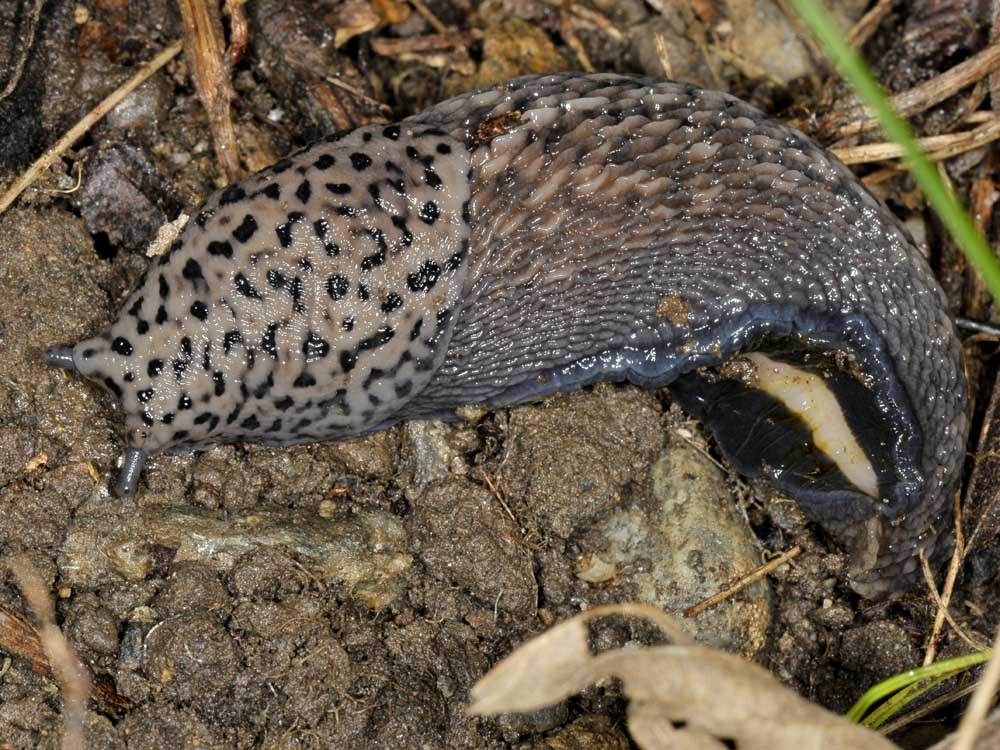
[786,0,1000,304]
[845,651,991,724]
[862,667,964,729]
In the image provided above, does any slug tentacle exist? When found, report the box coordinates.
[44,346,77,371]
[45,73,968,597]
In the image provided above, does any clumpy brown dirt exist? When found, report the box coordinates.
[0,0,998,749]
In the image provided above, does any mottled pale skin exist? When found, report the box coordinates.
[47,73,968,597]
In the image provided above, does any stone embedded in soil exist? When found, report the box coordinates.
[401,419,460,490]
[629,11,716,89]
[723,0,866,84]
[69,142,178,253]
[61,502,412,609]
[585,437,771,658]
[409,478,538,617]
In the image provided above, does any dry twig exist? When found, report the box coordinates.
[223,0,249,66]
[0,39,182,216]
[824,43,1000,139]
[831,117,1000,164]
[177,0,243,182]
[684,545,801,618]
[923,492,966,666]
[919,549,990,655]
[408,0,448,34]
[952,626,1000,750]
[0,0,46,104]
[371,31,478,57]
[7,557,91,750]
[846,0,895,48]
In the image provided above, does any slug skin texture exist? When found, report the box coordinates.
[46,73,969,598]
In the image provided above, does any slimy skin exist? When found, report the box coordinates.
[46,73,968,597]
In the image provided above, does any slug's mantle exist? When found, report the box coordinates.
[45,73,969,598]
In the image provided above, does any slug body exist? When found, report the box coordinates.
[47,73,968,597]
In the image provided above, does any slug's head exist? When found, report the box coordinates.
[44,302,238,496]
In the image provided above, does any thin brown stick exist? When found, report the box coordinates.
[177,0,243,182]
[831,117,1000,164]
[653,32,674,79]
[0,39,183,216]
[315,71,393,112]
[0,0,46,103]
[568,4,624,42]
[371,31,477,57]
[828,43,1000,138]
[924,492,966,666]
[560,12,594,72]
[0,602,49,674]
[991,0,1000,112]
[224,0,249,67]
[225,0,250,68]
[952,626,1000,750]
[684,545,801,618]
[846,0,895,48]
[8,557,91,750]
[889,45,1000,120]
[408,0,448,34]
[919,550,990,654]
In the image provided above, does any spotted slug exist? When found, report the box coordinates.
[45,73,968,597]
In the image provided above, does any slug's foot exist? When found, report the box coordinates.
[43,346,76,371]
[114,447,147,497]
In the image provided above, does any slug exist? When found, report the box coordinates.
[45,73,968,597]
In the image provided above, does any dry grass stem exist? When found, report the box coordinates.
[0,39,182,216]
[314,68,393,112]
[831,117,1000,164]
[684,545,801,618]
[846,0,895,48]
[177,0,243,182]
[919,551,990,655]
[561,13,595,72]
[8,557,91,750]
[952,627,1000,750]
[567,5,624,42]
[924,492,966,666]
[371,31,477,57]
[653,32,674,79]
[223,0,249,66]
[0,0,46,103]
[408,0,448,34]
[827,43,1000,139]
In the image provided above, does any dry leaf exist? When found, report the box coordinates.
[372,0,409,24]
[931,707,1000,749]
[469,603,895,750]
[334,1,381,48]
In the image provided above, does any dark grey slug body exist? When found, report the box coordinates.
[47,73,968,597]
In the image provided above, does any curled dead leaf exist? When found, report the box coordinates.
[333,1,381,48]
[469,603,895,750]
